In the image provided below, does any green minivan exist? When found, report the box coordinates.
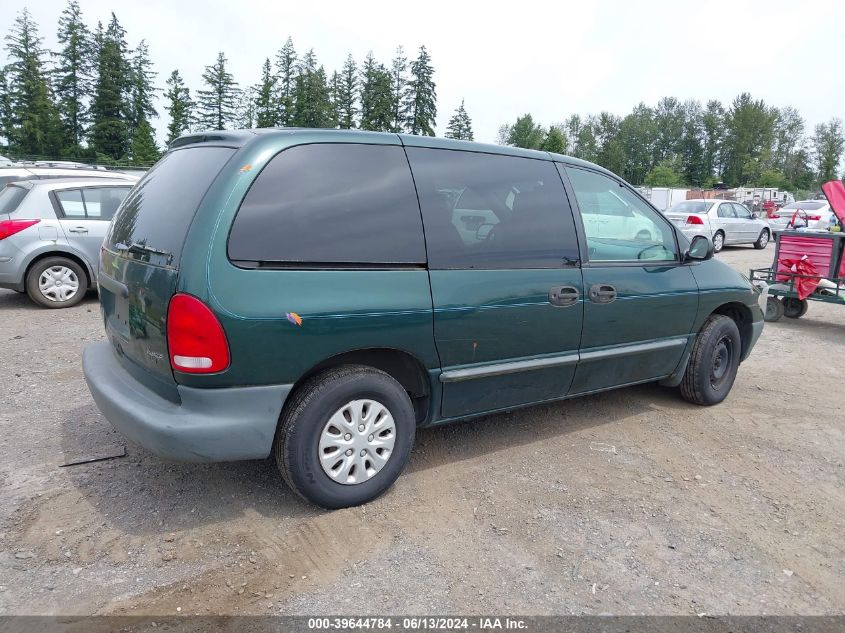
[83,129,765,508]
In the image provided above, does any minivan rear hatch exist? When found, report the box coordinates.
[99,147,235,392]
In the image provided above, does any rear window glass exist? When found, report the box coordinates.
[669,201,713,214]
[228,144,425,264]
[782,201,824,210]
[0,185,30,213]
[107,147,234,265]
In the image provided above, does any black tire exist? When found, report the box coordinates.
[712,231,725,253]
[782,297,808,319]
[764,296,784,322]
[753,229,770,249]
[25,256,88,309]
[680,314,742,406]
[275,365,415,509]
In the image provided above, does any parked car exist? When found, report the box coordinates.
[82,130,765,509]
[0,177,136,307]
[767,200,837,235]
[0,165,135,190]
[664,199,771,252]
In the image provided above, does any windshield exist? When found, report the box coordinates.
[782,201,825,210]
[106,147,235,266]
[669,200,713,214]
[0,185,29,213]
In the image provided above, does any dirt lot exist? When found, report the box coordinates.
[0,246,843,616]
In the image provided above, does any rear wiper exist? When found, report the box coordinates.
[114,241,172,257]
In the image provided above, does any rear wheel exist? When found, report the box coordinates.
[680,314,741,406]
[782,297,808,319]
[712,231,725,253]
[275,365,415,509]
[764,296,784,322]
[25,256,88,309]
[754,229,770,249]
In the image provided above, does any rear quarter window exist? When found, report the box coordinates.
[227,143,425,265]
[0,185,29,213]
[107,147,235,265]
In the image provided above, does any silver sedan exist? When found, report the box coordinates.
[665,199,771,252]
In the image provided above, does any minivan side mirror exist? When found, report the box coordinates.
[686,235,714,261]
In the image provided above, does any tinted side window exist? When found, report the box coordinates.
[406,148,578,269]
[82,187,131,220]
[717,203,736,218]
[565,167,676,262]
[228,144,425,264]
[55,189,86,218]
[0,185,29,213]
[733,203,752,219]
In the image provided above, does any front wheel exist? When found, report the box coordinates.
[680,314,742,406]
[754,229,770,249]
[275,365,415,509]
[712,231,725,253]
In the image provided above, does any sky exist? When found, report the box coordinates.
[2,0,844,146]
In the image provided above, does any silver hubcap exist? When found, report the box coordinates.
[760,232,768,246]
[318,399,396,485]
[713,234,723,250]
[38,266,79,302]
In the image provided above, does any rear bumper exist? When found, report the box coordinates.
[83,341,291,462]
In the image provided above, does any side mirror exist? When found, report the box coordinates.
[686,235,714,261]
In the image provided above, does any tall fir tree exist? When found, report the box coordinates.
[0,69,12,147]
[291,49,332,128]
[389,46,407,133]
[445,99,473,141]
[236,86,256,129]
[128,39,157,141]
[275,37,296,126]
[336,54,357,129]
[4,8,62,157]
[196,52,240,131]
[89,13,132,160]
[254,58,277,128]
[540,126,565,153]
[53,0,92,153]
[812,119,844,184]
[164,69,192,145]
[402,46,436,135]
[359,52,393,132]
[328,70,341,128]
[131,119,159,165]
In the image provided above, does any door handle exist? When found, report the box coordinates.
[549,285,580,307]
[68,227,88,234]
[588,284,617,304]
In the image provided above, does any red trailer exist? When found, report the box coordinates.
[750,180,845,321]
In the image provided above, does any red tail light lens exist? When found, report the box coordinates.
[0,219,40,240]
[806,215,821,221]
[166,293,230,373]
[770,214,780,219]
[686,215,704,225]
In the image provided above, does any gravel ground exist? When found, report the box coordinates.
[0,246,842,616]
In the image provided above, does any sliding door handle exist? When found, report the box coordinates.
[549,285,580,307]
[589,284,617,304]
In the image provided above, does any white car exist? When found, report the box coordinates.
[665,199,772,252]
[0,165,135,190]
[768,200,838,235]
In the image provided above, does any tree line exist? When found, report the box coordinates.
[499,98,844,193]
[0,3,474,166]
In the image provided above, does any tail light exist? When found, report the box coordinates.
[770,214,780,219]
[166,293,230,373]
[686,215,704,225]
[806,215,821,221]
[0,219,40,240]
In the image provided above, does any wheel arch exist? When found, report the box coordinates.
[286,347,434,426]
[23,250,94,290]
[711,302,753,359]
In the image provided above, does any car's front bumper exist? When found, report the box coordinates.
[83,341,291,462]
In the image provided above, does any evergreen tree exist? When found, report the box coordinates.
[505,113,545,149]
[196,52,240,131]
[701,100,725,180]
[445,99,474,141]
[618,104,656,185]
[131,119,159,165]
[128,39,157,140]
[593,112,625,175]
[328,70,341,128]
[4,8,62,157]
[164,69,192,145]
[89,13,132,160]
[722,93,776,185]
[0,69,12,147]
[652,96,685,165]
[540,125,566,153]
[359,53,393,131]
[275,37,296,126]
[53,0,92,153]
[679,101,707,186]
[291,49,333,128]
[254,58,277,128]
[389,46,407,133]
[402,46,436,135]
[236,86,256,129]
[336,54,357,129]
